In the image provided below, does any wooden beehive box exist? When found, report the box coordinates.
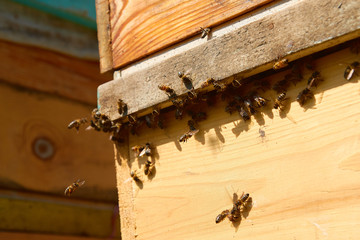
[95,0,360,239]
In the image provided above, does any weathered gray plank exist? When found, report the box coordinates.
[98,0,360,120]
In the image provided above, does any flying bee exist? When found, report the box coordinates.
[117,99,127,115]
[200,27,210,38]
[273,92,288,111]
[130,170,142,183]
[131,145,144,157]
[144,159,155,175]
[215,210,230,224]
[64,179,85,196]
[158,84,175,96]
[273,58,289,70]
[200,78,215,88]
[307,71,322,89]
[68,118,87,131]
[139,143,151,157]
[296,88,314,107]
[344,61,359,81]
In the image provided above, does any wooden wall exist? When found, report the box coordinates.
[114,46,360,240]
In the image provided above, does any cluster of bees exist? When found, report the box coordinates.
[216,192,250,224]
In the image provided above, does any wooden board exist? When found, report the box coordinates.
[0,82,116,202]
[98,0,360,120]
[115,47,360,240]
[0,190,120,238]
[108,0,274,68]
[0,39,112,105]
[0,232,108,240]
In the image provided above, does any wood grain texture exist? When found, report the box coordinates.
[98,0,360,120]
[0,0,99,60]
[0,232,107,240]
[0,190,119,238]
[0,82,116,202]
[0,39,112,105]
[116,48,360,240]
[108,0,274,68]
[96,0,113,73]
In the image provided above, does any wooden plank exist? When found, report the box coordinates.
[0,0,99,59]
[98,0,360,120]
[109,0,274,68]
[0,190,119,238]
[0,82,116,202]
[0,39,112,105]
[96,0,114,73]
[116,47,360,240]
[0,232,106,240]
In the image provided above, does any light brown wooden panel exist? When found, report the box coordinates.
[0,232,107,240]
[0,190,119,237]
[108,0,273,68]
[98,0,360,120]
[116,48,360,240]
[0,82,116,202]
[0,39,112,105]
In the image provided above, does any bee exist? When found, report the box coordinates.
[144,159,155,175]
[231,79,242,88]
[273,58,289,70]
[200,78,215,88]
[117,99,127,115]
[252,93,268,108]
[64,179,85,196]
[213,81,226,92]
[296,88,314,107]
[344,61,359,80]
[238,106,250,121]
[228,205,241,222]
[307,71,322,89]
[131,145,144,157]
[273,92,288,111]
[130,170,142,183]
[243,99,256,115]
[200,27,210,38]
[139,143,151,157]
[215,210,230,224]
[158,84,175,96]
[68,118,87,131]
[179,121,199,142]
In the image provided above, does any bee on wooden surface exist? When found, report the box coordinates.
[68,118,87,131]
[200,78,215,88]
[131,145,144,157]
[344,61,359,81]
[139,143,151,157]
[200,27,210,38]
[252,93,268,108]
[231,79,242,88]
[215,210,230,224]
[296,88,314,107]
[228,205,241,222]
[117,99,127,115]
[158,84,175,96]
[130,170,142,183]
[213,81,226,92]
[179,121,199,143]
[307,71,322,89]
[64,179,85,197]
[273,92,288,111]
[144,159,155,175]
[273,58,289,70]
[238,106,250,121]
[243,98,256,115]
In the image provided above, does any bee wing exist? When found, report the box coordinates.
[139,148,147,157]
[76,179,86,186]
[189,129,199,136]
